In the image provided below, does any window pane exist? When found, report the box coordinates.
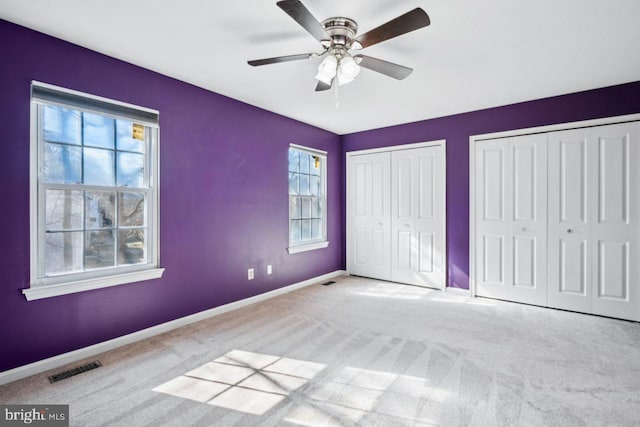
[299,173,310,196]
[44,106,80,145]
[84,147,115,186]
[116,120,145,153]
[118,192,146,227]
[299,153,310,174]
[118,229,145,265]
[117,152,144,187]
[312,198,322,219]
[301,197,311,219]
[310,156,321,176]
[310,175,320,196]
[44,143,81,184]
[301,219,311,241]
[288,172,299,195]
[289,197,301,220]
[85,191,115,229]
[46,189,83,231]
[288,149,299,172]
[83,112,115,149]
[45,231,83,275]
[85,230,115,269]
[311,219,322,240]
[290,219,301,243]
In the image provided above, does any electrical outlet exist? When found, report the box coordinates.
[267,265,273,275]
[248,268,254,280]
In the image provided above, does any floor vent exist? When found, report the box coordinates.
[322,281,336,286]
[48,360,102,383]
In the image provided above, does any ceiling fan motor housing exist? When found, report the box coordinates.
[321,17,359,51]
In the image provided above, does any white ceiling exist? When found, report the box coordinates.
[1,0,639,134]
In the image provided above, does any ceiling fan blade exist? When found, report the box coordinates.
[353,8,430,49]
[247,53,313,66]
[277,0,330,43]
[315,79,332,91]
[354,55,413,80]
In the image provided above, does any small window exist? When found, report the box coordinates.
[26,82,163,300]
[288,145,329,253]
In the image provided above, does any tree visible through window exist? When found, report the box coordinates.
[288,145,327,251]
[42,106,148,274]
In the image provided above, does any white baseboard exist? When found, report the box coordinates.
[0,270,346,386]
[445,286,471,297]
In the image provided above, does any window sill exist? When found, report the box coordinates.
[23,268,165,301]
[287,241,329,254]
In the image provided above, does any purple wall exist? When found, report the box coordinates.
[342,81,640,290]
[0,20,342,372]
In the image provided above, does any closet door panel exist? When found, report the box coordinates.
[591,122,640,321]
[509,134,547,305]
[347,152,391,280]
[416,148,443,286]
[391,145,444,289]
[547,129,593,313]
[476,134,547,305]
[475,139,511,298]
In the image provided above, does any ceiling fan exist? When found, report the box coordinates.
[248,0,431,91]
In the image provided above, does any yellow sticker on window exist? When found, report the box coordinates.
[132,123,145,141]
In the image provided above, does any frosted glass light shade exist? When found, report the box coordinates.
[315,55,337,85]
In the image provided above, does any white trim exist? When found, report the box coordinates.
[29,102,39,289]
[441,142,448,291]
[472,113,640,142]
[23,268,165,301]
[468,113,640,298]
[2,270,346,385]
[345,139,446,157]
[289,143,327,155]
[345,140,447,291]
[287,240,330,254]
[31,80,159,116]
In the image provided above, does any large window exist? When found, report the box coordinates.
[26,82,163,300]
[288,144,329,253]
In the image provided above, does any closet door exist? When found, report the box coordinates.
[475,139,510,299]
[347,152,391,280]
[475,134,547,305]
[547,128,595,313]
[590,123,640,321]
[390,145,445,289]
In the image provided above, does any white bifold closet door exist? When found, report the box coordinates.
[347,144,445,289]
[547,123,640,321]
[475,134,548,305]
[391,146,445,288]
[474,120,640,321]
[347,152,391,281]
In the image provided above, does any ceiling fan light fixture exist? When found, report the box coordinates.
[337,56,360,86]
[315,55,338,84]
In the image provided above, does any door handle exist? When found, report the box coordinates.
[404,223,410,228]
[567,228,573,234]
[522,226,527,232]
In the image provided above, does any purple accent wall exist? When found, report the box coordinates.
[0,20,342,372]
[342,81,640,290]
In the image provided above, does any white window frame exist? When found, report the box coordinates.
[25,81,164,301]
[287,144,329,254]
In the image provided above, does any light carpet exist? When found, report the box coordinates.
[1,275,640,426]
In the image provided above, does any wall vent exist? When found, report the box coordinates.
[48,360,102,383]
